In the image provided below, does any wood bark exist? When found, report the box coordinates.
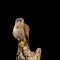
[16,44,41,60]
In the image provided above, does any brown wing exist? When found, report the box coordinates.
[24,23,30,39]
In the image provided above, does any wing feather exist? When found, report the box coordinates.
[24,23,30,39]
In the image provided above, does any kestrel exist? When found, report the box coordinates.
[13,18,30,46]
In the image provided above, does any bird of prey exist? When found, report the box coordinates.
[13,18,30,46]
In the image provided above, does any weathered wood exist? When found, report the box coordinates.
[16,42,41,60]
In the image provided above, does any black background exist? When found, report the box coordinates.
[0,8,48,60]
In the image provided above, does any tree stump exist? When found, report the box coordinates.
[16,44,41,60]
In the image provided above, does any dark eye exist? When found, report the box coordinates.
[15,19,20,23]
[20,20,22,22]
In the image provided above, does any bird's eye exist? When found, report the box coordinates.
[15,19,20,23]
[20,20,22,22]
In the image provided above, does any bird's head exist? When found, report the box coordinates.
[15,18,24,24]
[13,18,29,47]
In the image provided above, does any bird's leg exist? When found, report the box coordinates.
[18,38,26,47]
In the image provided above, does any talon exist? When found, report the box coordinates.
[18,40,25,47]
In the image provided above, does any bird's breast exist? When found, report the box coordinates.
[13,26,19,38]
[13,26,25,39]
